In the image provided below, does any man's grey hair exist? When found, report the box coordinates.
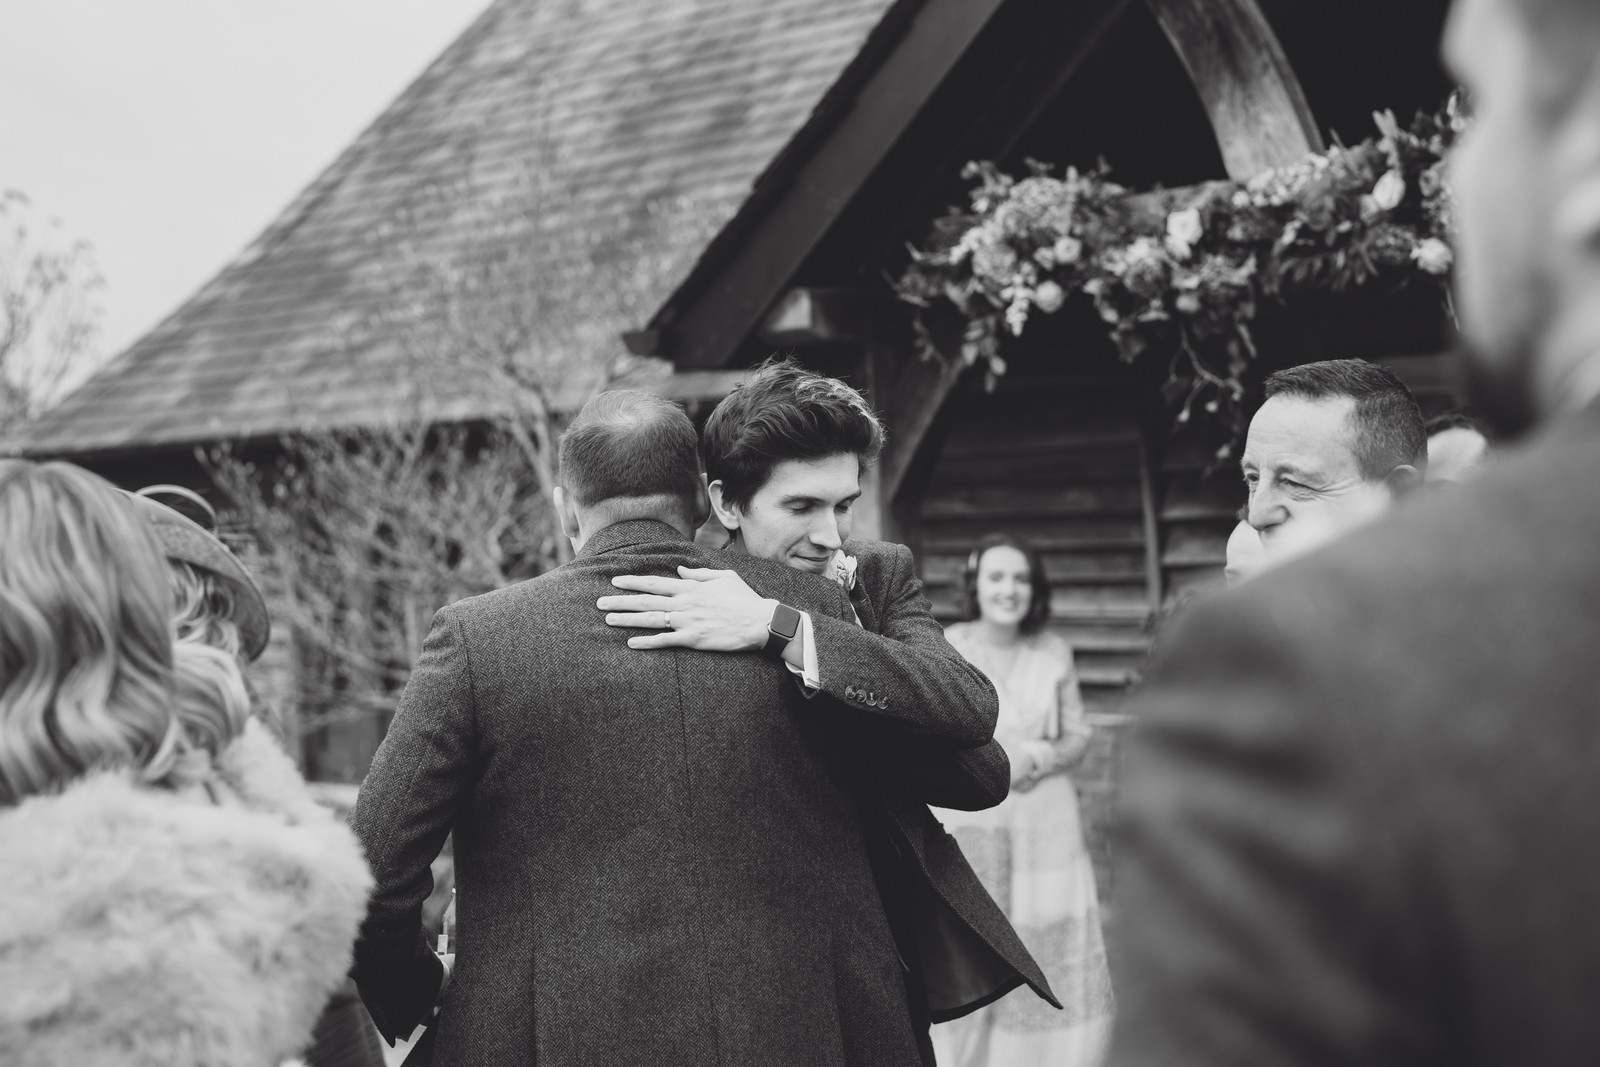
[1263,359,1428,480]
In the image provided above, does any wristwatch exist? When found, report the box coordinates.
[764,602,802,656]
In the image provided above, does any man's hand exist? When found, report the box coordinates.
[598,566,776,651]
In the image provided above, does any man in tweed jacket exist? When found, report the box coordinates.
[350,390,1000,1066]
[601,362,1062,1063]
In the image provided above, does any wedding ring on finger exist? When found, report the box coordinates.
[664,611,674,629]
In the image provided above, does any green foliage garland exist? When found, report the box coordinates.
[896,100,1468,457]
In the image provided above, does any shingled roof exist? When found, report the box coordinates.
[18,0,899,456]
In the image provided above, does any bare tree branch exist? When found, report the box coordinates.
[0,190,105,435]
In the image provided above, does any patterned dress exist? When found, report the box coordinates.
[931,624,1115,1067]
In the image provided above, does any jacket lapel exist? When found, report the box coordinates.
[848,580,880,634]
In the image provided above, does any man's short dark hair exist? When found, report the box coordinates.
[1263,359,1428,479]
[700,358,886,511]
[559,390,701,506]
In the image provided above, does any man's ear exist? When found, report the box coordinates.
[554,485,580,539]
[706,478,741,531]
[1384,464,1424,498]
[688,480,712,530]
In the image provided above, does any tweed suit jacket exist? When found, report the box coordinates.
[800,540,1062,1022]
[350,520,932,1067]
[1107,403,1600,1067]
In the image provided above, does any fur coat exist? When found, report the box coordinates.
[0,719,373,1067]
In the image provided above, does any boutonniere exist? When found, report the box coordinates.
[827,551,858,593]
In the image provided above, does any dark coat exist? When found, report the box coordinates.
[350,520,975,1067]
[1107,404,1600,1067]
[808,541,1062,1023]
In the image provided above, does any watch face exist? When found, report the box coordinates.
[771,603,802,640]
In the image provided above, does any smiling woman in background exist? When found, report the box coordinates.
[932,534,1114,1067]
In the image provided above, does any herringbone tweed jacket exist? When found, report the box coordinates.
[350,520,998,1067]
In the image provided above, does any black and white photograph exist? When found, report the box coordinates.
[2,0,1596,1064]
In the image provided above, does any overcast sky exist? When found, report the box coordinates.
[1,0,489,364]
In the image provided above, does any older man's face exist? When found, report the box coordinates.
[1241,395,1393,564]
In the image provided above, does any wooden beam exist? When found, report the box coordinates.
[760,288,873,347]
[652,0,1013,368]
[1136,425,1166,617]
[877,351,969,503]
[1145,0,1324,179]
[993,0,1138,163]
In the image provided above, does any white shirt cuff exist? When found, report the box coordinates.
[782,610,821,692]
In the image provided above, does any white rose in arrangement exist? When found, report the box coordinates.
[1053,235,1084,265]
[1166,208,1205,247]
[1411,237,1454,275]
[1370,169,1407,213]
[1164,210,1203,262]
[1033,280,1066,314]
[1124,236,1162,267]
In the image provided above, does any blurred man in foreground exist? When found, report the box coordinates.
[1107,0,1600,1064]
[1222,518,1263,586]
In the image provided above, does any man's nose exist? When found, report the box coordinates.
[810,513,843,550]
[1247,487,1287,532]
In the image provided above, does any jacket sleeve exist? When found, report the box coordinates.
[1107,595,1425,1067]
[817,710,1011,810]
[349,606,479,1044]
[808,543,999,745]
[875,736,1009,810]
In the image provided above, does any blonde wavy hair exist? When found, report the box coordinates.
[170,558,243,659]
[0,461,248,805]
[165,556,276,739]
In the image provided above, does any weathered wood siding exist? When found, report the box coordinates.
[909,367,1238,901]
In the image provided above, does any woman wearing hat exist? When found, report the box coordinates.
[132,486,387,1067]
[0,460,372,1067]
[131,486,272,660]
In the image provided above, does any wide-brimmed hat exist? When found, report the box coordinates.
[129,485,271,662]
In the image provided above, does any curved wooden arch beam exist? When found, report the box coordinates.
[1145,0,1324,179]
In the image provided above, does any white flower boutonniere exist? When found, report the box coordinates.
[827,551,859,593]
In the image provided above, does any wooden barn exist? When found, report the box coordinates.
[11,0,1464,887]
[624,0,1463,880]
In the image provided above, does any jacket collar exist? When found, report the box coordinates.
[577,518,690,559]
